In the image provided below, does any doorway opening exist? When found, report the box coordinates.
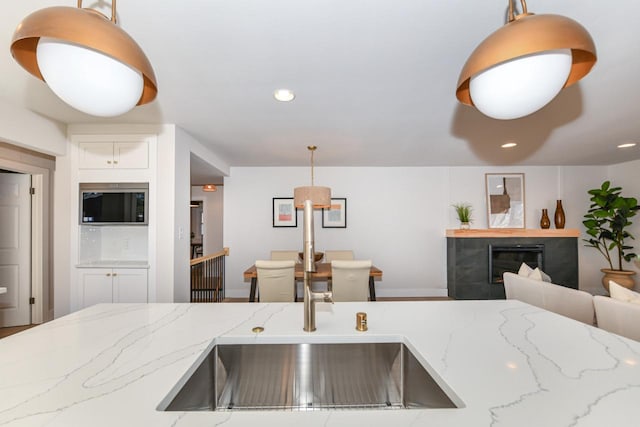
[190,200,203,259]
[0,141,53,327]
[0,169,32,327]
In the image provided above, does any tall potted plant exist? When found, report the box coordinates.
[583,180,640,291]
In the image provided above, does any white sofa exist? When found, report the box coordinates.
[593,295,640,341]
[503,272,595,325]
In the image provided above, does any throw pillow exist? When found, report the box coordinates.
[609,280,640,305]
[529,267,552,283]
[518,263,533,277]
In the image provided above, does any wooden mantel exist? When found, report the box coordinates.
[446,228,580,238]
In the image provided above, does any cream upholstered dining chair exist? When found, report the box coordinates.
[324,250,354,263]
[323,251,354,292]
[503,272,595,325]
[255,260,296,302]
[331,260,371,302]
[270,250,300,262]
[594,295,640,341]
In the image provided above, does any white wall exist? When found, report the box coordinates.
[564,166,611,295]
[173,127,193,302]
[0,100,66,156]
[223,165,612,298]
[52,141,72,317]
[191,185,224,254]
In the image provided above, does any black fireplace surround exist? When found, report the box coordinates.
[447,236,578,300]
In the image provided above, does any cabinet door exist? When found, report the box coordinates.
[113,142,149,169]
[112,269,148,303]
[80,269,114,307]
[78,142,115,169]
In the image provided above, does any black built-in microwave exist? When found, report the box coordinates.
[79,183,148,225]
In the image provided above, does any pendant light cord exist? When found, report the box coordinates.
[508,0,528,22]
[78,0,117,23]
[307,145,317,186]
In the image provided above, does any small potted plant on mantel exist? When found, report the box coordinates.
[583,181,640,291]
[452,203,473,230]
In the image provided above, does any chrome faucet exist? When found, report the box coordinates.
[302,199,333,332]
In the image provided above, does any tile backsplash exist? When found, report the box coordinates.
[79,226,148,263]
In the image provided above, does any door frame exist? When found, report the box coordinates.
[190,196,204,255]
[0,159,49,324]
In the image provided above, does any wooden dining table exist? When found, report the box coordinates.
[243,262,383,302]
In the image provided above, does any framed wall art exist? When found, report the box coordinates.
[485,173,525,229]
[272,197,297,227]
[322,198,347,228]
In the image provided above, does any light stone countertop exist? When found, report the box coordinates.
[0,300,639,426]
[75,260,150,268]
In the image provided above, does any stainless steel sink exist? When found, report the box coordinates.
[159,342,460,411]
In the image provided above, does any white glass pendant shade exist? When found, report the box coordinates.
[469,48,572,120]
[36,37,144,117]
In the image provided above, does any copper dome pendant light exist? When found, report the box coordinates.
[10,0,157,117]
[456,0,596,120]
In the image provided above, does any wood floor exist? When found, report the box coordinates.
[0,325,34,339]
[0,297,450,339]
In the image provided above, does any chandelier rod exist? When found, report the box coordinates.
[508,0,528,22]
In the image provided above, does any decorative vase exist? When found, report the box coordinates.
[460,222,470,230]
[601,268,636,292]
[554,200,565,229]
[540,209,551,229]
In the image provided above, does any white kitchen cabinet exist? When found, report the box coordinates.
[80,270,113,308]
[112,269,148,303]
[79,141,148,169]
[80,268,148,308]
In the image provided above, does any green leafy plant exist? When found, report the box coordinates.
[452,203,473,223]
[583,181,640,270]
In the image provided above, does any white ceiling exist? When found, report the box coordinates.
[2,0,640,173]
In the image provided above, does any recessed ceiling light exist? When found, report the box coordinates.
[617,142,637,148]
[273,89,295,102]
[501,142,517,148]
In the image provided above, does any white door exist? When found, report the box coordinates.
[0,172,31,327]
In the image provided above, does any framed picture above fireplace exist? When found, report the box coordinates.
[485,173,525,229]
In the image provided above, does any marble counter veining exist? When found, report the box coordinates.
[1,301,639,426]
